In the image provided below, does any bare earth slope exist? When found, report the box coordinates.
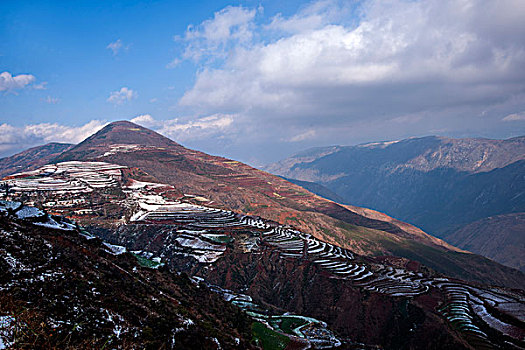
[447,213,525,272]
[3,172,524,348]
[0,203,254,349]
[0,142,72,178]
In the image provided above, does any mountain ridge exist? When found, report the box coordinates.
[266,135,525,180]
[50,121,459,251]
[0,142,73,178]
[265,134,525,271]
[53,120,182,163]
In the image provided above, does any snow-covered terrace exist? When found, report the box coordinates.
[3,161,126,193]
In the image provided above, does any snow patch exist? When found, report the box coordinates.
[103,243,127,255]
[0,316,15,350]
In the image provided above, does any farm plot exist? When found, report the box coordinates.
[205,282,341,349]
[246,220,525,347]
[3,161,126,195]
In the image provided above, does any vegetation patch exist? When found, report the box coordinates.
[269,316,309,336]
[131,253,161,268]
[252,322,290,350]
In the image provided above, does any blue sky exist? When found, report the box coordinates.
[1,0,525,165]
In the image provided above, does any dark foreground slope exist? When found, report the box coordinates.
[266,136,525,270]
[0,204,254,349]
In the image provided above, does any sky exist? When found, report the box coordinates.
[1,0,525,166]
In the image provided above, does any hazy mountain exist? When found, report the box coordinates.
[447,212,525,272]
[0,142,73,178]
[266,136,525,179]
[281,176,347,203]
[266,135,525,270]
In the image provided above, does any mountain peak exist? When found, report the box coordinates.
[52,120,180,162]
[104,120,148,129]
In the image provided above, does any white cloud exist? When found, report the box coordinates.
[107,39,130,56]
[175,0,525,143]
[23,120,107,143]
[0,120,107,157]
[130,114,235,142]
[130,114,156,127]
[266,0,347,34]
[502,111,525,121]
[0,124,18,146]
[175,6,257,63]
[43,96,60,104]
[33,82,47,90]
[0,71,37,92]
[107,87,137,105]
[288,130,317,142]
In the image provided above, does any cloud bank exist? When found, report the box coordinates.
[107,87,137,105]
[0,114,236,158]
[0,121,107,157]
[130,114,235,142]
[0,71,38,92]
[169,0,525,162]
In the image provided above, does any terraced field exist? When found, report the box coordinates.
[124,204,525,349]
[2,161,524,349]
[4,161,125,192]
[205,282,341,349]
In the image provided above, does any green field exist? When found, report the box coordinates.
[131,253,161,268]
[269,316,309,336]
[252,322,290,350]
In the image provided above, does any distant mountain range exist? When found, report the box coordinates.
[266,135,525,271]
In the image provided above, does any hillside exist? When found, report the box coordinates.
[0,142,72,178]
[282,176,347,203]
[2,172,525,348]
[0,201,255,349]
[53,120,180,163]
[3,122,524,289]
[447,213,525,272]
[38,121,525,287]
[266,136,525,269]
[49,122,458,252]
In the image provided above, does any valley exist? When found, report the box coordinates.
[267,136,525,272]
